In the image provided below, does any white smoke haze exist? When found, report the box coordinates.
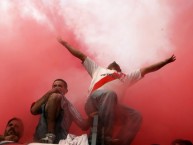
[1,0,174,69]
[60,0,174,70]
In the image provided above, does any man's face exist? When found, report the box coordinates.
[52,80,68,95]
[4,119,23,141]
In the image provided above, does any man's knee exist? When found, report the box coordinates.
[46,93,63,109]
[45,93,63,117]
[48,93,62,102]
[105,90,118,102]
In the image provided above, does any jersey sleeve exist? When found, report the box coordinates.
[126,69,142,86]
[83,57,99,77]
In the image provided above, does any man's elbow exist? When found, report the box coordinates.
[30,108,38,115]
[30,109,36,115]
[78,54,86,62]
[140,68,147,77]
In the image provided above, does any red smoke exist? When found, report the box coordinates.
[0,0,193,145]
[129,1,193,144]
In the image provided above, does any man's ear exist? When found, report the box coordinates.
[65,89,68,94]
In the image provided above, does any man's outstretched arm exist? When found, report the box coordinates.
[140,54,176,77]
[57,37,87,62]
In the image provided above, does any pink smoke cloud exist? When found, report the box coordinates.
[0,0,192,144]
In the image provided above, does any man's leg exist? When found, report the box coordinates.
[115,105,142,145]
[43,93,62,143]
[45,93,62,133]
[85,90,118,141]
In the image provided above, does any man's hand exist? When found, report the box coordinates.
[4,135,18,142]
[165,54,176,64]
[48,88,62,95]
[57,36,87,62]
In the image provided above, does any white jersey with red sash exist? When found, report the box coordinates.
[83,57,142,97]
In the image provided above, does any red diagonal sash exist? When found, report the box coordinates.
[91,72,125,93]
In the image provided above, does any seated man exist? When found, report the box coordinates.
[31,79,91,144]
[0,117,24,144]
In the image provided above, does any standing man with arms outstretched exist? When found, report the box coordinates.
[57,37,176,145]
